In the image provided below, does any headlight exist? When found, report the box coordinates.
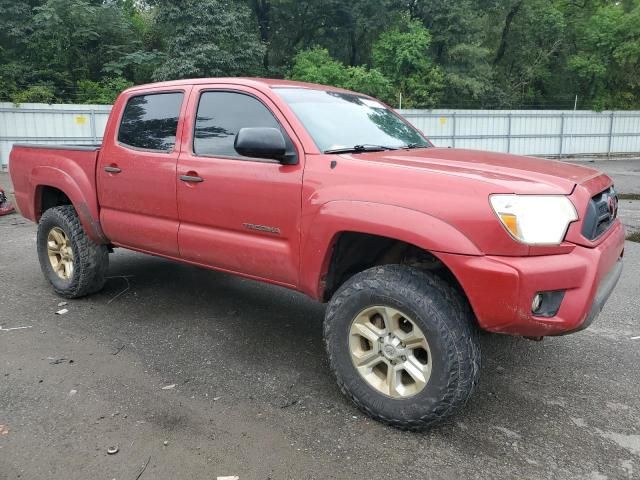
[489,195,578,245]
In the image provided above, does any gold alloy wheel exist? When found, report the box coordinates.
[349,306,432,398]
[47,227,74,280]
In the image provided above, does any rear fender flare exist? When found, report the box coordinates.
[31,166,107,243]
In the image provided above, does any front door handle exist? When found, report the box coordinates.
[104,166,122,174]
[180,175,204,183]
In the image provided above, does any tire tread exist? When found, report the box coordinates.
[324,265,480,430]
[37,205,108,298]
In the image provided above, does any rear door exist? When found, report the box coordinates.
[176,85,304,287]
[98,88,190,256]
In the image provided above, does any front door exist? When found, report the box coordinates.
[98,88,190,257]
[176,86,304,287]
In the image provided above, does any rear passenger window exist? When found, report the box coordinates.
[194,91,292,158]
[118,92,184,151]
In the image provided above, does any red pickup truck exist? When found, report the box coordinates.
[9,78,625,429]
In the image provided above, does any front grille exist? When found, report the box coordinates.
[581,186,618,240]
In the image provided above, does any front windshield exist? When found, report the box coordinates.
[275,88,431,152]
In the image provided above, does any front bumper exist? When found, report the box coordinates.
[565,256,623,334]
[439,221,626,336]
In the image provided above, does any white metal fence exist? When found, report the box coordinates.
[399,109,640,157]
[0,103,112,170]
[2,103,639,169]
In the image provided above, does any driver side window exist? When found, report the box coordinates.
[193,91,293,159]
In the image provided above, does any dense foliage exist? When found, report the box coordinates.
[1,0,638,108]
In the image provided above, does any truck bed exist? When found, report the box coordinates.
[9,143,102,238]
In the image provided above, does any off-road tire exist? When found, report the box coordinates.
[324,265,481,430]
[37,205,109,298]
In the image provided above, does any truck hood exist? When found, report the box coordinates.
[351,147,604,194]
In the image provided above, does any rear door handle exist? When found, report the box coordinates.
[104,166,122,174]
[180,175,204,183]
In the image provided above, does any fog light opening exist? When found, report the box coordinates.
[531,290,566,317]
[531,293,543,313]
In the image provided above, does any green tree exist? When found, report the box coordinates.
[248,0,403,75]
[488,0,566,108]
[569,2,640,109]
[11,86,56,104]
[152,0,266,80]
[407,0,494,106]
[0,0,42,100]
[30,0,140,85]
[287,48,392,101]
[1,0,638,109]
[287,47,350,86]
[76,77,134,104]
[343,66,393,103]
[372,18,444,108]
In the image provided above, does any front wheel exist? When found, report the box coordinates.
[324,265,480,430]
[37,205,109,298]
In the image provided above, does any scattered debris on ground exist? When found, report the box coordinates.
[0,425,9,436]
[217,476,240,480]
[48,357,73,365]
[68,389,77,396]
[161,384,176,390]
[111,344,126,356]
[135,456,151,480]
[57,301,67,307]
[106,275,134,304]
[55,308,69,315]
[107,446,119,455]
[280,399,299,409]
[0,325,32,332]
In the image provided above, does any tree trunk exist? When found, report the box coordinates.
[494,1,523,65]
[252,0,271,70]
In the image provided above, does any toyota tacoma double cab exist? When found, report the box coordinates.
[9,78,625,429]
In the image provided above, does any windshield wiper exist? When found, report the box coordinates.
[401,143,427,149]
[324,144,400,154]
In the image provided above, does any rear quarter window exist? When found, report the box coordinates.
[118,92,184,151]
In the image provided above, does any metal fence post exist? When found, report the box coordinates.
[90,109,97,145]
[452,112,457,148]
[506,113,512,153]
[607,111,615,157]
[559,112,565,156]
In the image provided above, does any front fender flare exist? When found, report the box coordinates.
[299,200,482,299]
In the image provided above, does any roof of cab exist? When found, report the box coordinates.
[123,77,358,95]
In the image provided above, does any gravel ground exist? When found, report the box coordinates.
[1,159,639,480]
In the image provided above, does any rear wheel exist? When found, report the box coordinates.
[37,205,108,298]
[324,265,480,430]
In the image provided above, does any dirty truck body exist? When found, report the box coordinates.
[9,78,625,429]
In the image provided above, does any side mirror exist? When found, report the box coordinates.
[235,127,294,163]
